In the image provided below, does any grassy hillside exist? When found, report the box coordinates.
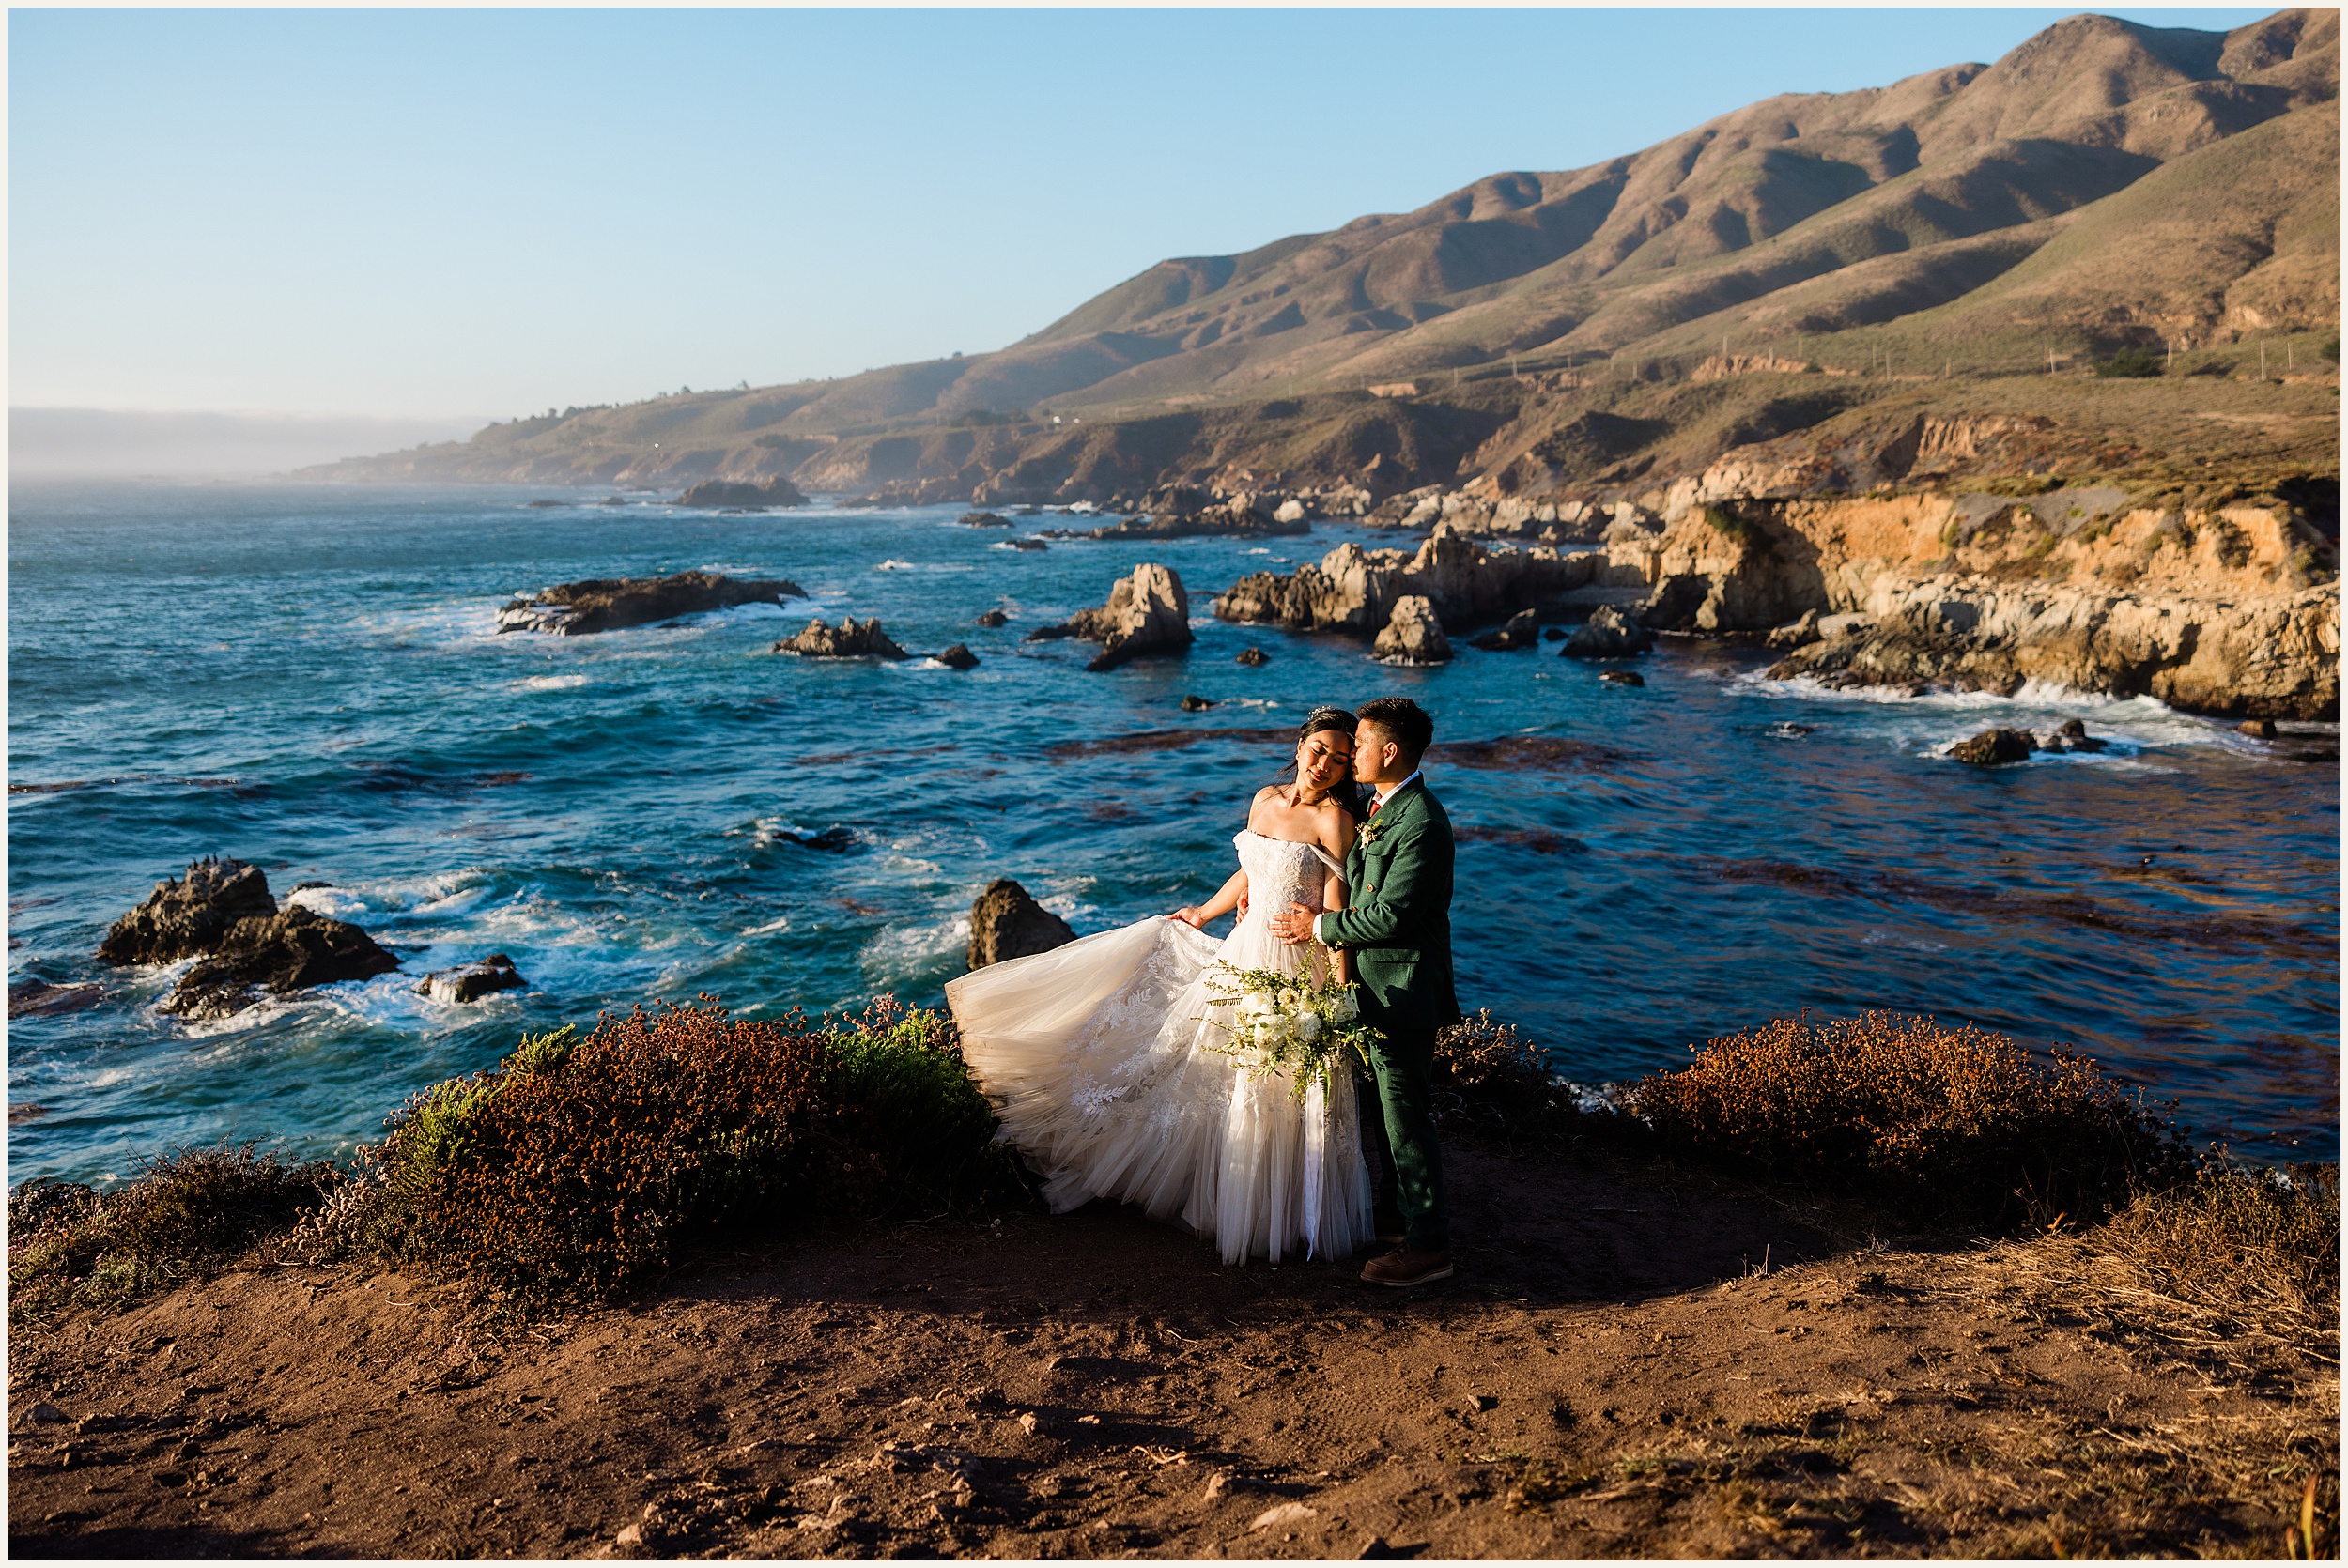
[302,8,2339,494]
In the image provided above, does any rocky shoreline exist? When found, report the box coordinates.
[1198,480,2338,717]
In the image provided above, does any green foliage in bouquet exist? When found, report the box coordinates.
[1199,962,1384,1100]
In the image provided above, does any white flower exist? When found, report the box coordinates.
[1239,993,1275,1021]
[1330,991,1359,1023]
[1278,987,1301,1010]
[1294,1011,1323,1044]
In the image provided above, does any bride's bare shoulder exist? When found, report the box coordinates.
[1316,798,1358,854]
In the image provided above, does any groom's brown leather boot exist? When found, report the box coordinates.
[1361,1245,1453,1287]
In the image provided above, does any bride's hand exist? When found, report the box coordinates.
[1167,906,1207,929]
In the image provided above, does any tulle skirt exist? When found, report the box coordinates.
[946,915,1376,1264]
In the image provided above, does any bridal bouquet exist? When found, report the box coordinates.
[1200,962,1383,1099]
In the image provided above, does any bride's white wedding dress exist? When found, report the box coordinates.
[946,832,1377,1264]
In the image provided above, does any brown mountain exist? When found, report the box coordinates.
[304,8,2338,493]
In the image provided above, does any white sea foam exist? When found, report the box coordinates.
[513,673,590,693]
[742,915,792,937]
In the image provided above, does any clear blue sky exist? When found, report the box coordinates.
[9,7,2279,419]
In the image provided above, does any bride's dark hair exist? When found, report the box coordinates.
[1277,706,1367,819]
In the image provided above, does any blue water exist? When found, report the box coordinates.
[8,481,2339,1183]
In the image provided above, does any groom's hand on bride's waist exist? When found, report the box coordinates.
[1269,902,1319,945]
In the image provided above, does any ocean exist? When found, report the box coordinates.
[7,480,2339,1184]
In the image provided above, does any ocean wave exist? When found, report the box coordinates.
[512,673,591,693]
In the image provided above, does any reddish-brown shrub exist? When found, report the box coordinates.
[377,995,1008,1297]
[1631,1011,2192,1229]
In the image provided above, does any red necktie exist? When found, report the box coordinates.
[1368,795,1383,816]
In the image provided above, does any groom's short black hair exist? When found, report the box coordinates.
[1356,696,1433,763]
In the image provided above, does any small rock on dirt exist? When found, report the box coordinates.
[1252,1501,1318,1530]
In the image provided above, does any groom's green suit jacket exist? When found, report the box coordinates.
[1322,776,1461,1036]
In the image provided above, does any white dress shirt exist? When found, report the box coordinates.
[1315,771,1421,944]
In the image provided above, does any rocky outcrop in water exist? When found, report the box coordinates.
[1374,596,1452,664]
[98,857,277,965]
[417,953,526,1005]
[1071,487,1313,542]
[99,858,398,1019]
[774,617,909,659]
[1585,490,2340,721]
[675,477,807,509]
[1563,606,1656,658]
[499,571,806,636]
[1215,527,1593,638]
[935,644,981,670]
[967,879,1076,969]
[1051,563,1194,671]
[1469,609,1542,652]
[1949,729,2038,766]
[164,905,403,1020]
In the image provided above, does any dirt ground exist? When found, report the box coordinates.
[8,1139,2334,1560]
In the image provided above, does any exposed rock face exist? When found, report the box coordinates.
[966,879,1077,969]
[1373,596,1453,665]
[975,610,1009,627]
[1235,647,1269,667]
[675,477,808,509]
[162,904,401,1020]
[98,857,277,966]
[1063,563,1195,671]
[499,571,805,636]
[1469,609,1542,652]
[935,644,981,670]
[1563,606,1656,658]
[1949,729,2038,766]
[1215,528,1592,638]
[417,953,526,1005]
[774,617,909,659]
[1599,491,2340,720]
[101,857,402,1019]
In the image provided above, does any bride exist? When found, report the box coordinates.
[945,708,1377,1264]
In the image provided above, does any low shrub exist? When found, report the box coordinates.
[321,995,1011,1299]
[1630,1011,2191,1231]
[1431,1009,1606,1145]
[2093,346,2166,378]
[8,1144,336,1323]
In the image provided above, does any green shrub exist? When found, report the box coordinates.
[333,996,1011,1299]
[2093,346,2166,379]
[1630,1012,2191,1231]
[8,1145,336,1324]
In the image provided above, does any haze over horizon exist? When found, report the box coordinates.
[10,4,2279,451]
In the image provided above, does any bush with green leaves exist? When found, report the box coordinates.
[2093,345,2167,378]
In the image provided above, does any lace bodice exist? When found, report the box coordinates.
[1233,831,1345,930]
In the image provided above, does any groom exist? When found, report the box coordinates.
[1271,695,1458,1287]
